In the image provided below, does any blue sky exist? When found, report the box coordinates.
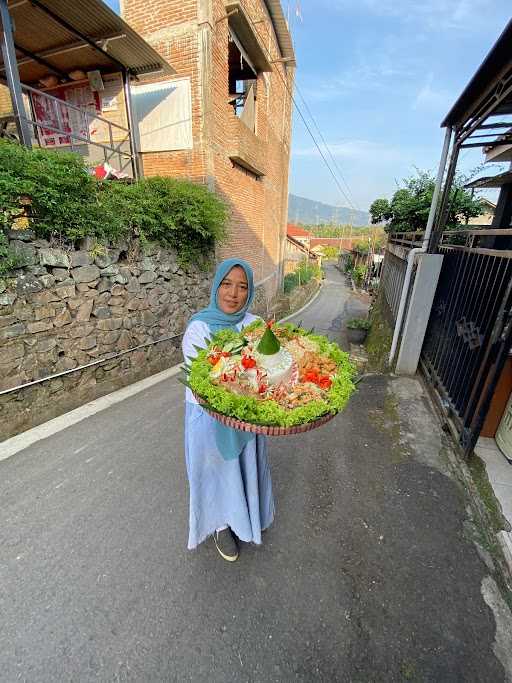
[288,1,511,210]
[108,0,511,211]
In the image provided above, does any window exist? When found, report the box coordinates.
[228,30,257,131]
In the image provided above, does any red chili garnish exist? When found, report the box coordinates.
[258,384,267,394]
[241,356,256,369]
[208,354,220,365]
[319,376,332,390]
[221,351,231,358]
[305,370,319,383]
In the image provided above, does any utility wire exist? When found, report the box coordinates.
[294,83,360,211]
[283,76,357,212]
[244,12,359,214]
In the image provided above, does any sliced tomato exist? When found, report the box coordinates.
[319,375,332,390]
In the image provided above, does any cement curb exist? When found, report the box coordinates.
[278,279,324,324]
[1,365,183,461]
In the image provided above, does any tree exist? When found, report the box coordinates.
[370,170,484,233]
[369,198,392,224]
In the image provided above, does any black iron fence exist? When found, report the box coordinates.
[380,249,408,323]
[420,228,512,454]
[380,233,421,324]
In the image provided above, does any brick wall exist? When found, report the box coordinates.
[121,0,294,304]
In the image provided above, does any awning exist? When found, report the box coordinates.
[465,171,512,189]
[1,0,174,83]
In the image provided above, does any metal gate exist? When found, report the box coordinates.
[420,229,512,455]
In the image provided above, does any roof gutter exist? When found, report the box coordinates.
[263,0,296,66]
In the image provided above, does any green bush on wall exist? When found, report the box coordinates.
[0,140,227,272]
[346,318,371,330]
[284,258,322,294]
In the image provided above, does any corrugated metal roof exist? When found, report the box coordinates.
[3,0,174,82]
[264,0,296,67]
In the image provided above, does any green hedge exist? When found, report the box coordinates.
[284,259,322,294]
[0,141,227,272]
[352,264,367,286]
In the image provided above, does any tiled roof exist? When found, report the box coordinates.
[287,224,312,237]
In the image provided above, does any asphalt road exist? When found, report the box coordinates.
[0,264,508,682]
[294,265,368,348]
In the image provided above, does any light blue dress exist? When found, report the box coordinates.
[182,315,275,550]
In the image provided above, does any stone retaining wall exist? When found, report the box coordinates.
[288,279,320,314]
[0,232,212,440]
[265,278,321,321]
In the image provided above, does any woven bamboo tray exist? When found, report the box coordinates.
[194,393,337,435]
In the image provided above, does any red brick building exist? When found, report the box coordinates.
[121,0,295,307]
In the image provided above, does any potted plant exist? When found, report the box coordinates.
[346,318,371,344]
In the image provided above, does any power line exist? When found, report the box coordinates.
[294,83,360,211]
[243,12,359,216]
[281,74,358,212]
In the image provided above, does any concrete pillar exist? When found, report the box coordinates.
[396,253,443,375]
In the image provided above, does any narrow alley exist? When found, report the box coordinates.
[1,267,510,682]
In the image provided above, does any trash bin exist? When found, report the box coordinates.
[496,392,512,462]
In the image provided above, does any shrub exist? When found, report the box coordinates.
[0,231,22,276]
[352,264,367,286]
[0,140,228,267]
[320,246,339,259]
[284,259,322,294]
[98,177,227,261]
[284,272,299,294]
[353,240,370,254]
[346,318,371,330]
[0,141,98,239]
[344,255,354,273]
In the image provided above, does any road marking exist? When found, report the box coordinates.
[0,365,182,462]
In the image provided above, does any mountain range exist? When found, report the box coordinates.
[288,194,370,226]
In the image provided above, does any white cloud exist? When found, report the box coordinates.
[412,73,452,112]
[317,0,494,32]
[293,139,405,165]
[299,54,417,103]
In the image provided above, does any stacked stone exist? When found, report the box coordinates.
[0,231,212,396]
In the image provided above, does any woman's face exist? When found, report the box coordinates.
[217,266,249,314]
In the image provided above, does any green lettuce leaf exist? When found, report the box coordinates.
[187,325,356,427]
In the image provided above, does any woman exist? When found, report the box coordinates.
[182,258,275,562]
